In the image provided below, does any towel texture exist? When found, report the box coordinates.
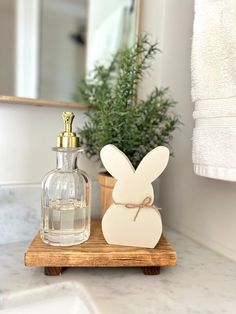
[192,0,236,181]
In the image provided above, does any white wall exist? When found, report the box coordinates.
[0,104,100,184]
[141,0,236,262]
[139,0,165,94]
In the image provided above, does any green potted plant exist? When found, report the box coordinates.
[74,35,180,214]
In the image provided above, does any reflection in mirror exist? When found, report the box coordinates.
[0,0,139,105]
[86,0,138,73]
[0,0,15,97]
[40,0,87,101]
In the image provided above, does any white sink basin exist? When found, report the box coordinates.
[0,282,98,314]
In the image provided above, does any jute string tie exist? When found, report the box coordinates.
[113,196,161,221]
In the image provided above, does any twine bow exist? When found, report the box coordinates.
[113,196,161,221]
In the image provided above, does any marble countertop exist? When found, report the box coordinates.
[0,228,235,314]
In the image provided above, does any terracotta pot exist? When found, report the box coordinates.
[98,172,117,216]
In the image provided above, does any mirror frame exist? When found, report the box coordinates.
[0,0,141,108]
[0,95,88,109]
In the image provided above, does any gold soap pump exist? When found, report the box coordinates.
[40,112,91,246]
[57,112,79,148]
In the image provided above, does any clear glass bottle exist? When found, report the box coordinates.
[40,112,91,246]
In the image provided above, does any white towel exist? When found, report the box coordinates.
[192,0,236,181]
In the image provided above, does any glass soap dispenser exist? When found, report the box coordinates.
[40,112,91,246]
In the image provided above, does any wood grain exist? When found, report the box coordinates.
[98,173,116,215]
[0,95,88,109]
[25,220,177,268]
[44,267,64,276]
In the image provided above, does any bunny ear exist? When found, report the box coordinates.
[100,144,135,180]
[135,146,169,182]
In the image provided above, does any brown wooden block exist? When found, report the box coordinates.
[142,266,160,275]
[25,220,176,274]
[44,267,64,276]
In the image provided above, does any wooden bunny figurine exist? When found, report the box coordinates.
[100,144,169,248]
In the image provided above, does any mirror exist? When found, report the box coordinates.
[0,0,140,107]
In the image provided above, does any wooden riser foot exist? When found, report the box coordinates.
[44,266,160,276]
[142,266,160,275]
[44,267,64,276]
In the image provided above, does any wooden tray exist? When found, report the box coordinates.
[25,219,177,276]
